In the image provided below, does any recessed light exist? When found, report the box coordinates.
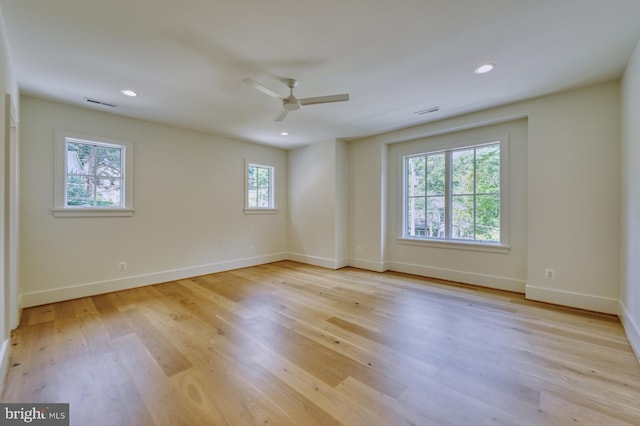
[281,131,289,136]
[120,89,138,97]
[474,63,495,74]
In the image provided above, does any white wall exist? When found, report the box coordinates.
[349,138,387,272]
[621,39,640,358]
[348,81,621,314]
[19,96,288,307]
[0,3,19,399]
[288,139,348,268]
[335,139,349,265]
[525,83,620,313]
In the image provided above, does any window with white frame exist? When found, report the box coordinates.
[54,131,134,217]
[403,141,504,244]
[245,160,276,212]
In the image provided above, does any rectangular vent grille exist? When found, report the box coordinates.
[414,106,440,115]
[85,98,116,108]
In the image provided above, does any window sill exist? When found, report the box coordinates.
[52,208,135,218]
[244,208,279,215]
[397,237,510,254]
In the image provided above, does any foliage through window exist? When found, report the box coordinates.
[404,142,501,243]
[246,162,275,209]
[66,139,124,207]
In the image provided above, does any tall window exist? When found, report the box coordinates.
[54,131,133,217]
[404,142,502,244]
[245,161,276,211]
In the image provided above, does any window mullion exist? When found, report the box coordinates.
[91,145,96,206]
[405,157,412,236]
[422,155,427,238]
[267,167,271,205]
[445,151,452,239]
[64,140,70,207]
[473,148,477,241]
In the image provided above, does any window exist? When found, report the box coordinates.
[404,141,504,245]
[54,131,134,217]
[245,160,277,213]
[66,140,123,207]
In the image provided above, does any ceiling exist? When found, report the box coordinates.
[2,1,639,149]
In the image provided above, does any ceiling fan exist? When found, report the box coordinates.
[242,77,349,121]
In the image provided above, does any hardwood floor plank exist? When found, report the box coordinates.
[121,308,192,378]
[2,321,57,402]
[92,350,156,426]
[149,297,342,425]
[335,376,436,426]
[90,293,133,339]
[112,334,201,425]
[168,369,235,425]
[3,261,640,425]
[399,381,536,426]
[26,304,55,326]
[252,350,383,425]
[226,362,342,426]
[537,391,636,426]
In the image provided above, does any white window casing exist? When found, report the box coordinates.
[53,130,134,217]
[398,135,510,253]
[244,159,278,214]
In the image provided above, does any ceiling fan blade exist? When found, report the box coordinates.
[299,94,349,106]
[242,78,283,99]
[275,110,289,122]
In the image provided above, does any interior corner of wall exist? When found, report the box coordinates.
[620,302,640,364]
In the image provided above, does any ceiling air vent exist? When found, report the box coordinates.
[85,98,116,108]
[414,106,440,116]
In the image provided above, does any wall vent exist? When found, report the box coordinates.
[414,106,440,115]
[85,98,116,108]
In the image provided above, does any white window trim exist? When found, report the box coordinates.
[244,159,278,214]
[53,130,134,217]
[397,236,511,253]
[397,135,510,253]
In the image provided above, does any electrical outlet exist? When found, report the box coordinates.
[544,268,555,279]
[356,246,362,254]
[119,261,127,271]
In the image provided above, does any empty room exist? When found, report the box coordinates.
[1,1,640,425]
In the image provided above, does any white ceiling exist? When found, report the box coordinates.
[2,0,639,149]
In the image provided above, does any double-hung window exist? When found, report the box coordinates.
[54,131,134,217]
[244,160,277,213]
[403,140,505,245]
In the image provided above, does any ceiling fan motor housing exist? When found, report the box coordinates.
[283,97,301,111]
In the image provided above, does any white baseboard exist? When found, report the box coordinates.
[387,260,526,293]
[20,253,288,308]
[348,257,388,273]
[287,252,345,270]
[620,302,640,363]
[525,284,619,315]
[335,257,350,269]
[0,338,9,399]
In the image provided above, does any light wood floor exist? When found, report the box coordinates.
[2,261,640,425]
